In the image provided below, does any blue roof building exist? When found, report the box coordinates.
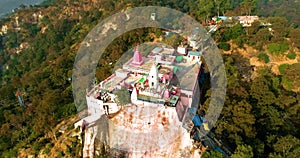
[192,115,206,127]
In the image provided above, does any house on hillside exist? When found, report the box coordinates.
[237,16,259,27]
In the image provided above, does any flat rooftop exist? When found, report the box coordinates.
[125,74,143,85]
[101,74,126,92]
[175,61,200,91]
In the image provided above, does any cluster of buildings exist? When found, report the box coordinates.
[205,15,272,34]
[74,39,205,157]
[209,15,260,27]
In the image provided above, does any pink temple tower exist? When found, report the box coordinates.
[131,42,143,66]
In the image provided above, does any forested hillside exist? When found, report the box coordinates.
[0,0,299,157]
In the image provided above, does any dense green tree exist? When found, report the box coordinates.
[267,17,289,42]
[256,0,300,26]
[240,0,257,15]
[202,150,224,158]
[289,28,300,49]
[250,75,276,106]
[215,99,256,144]
[220,24,245,43]
[269,135,300,158]
[197,0,215,23]
[280,63,300,91]
[214,0,231,16]
[231,144,254,158]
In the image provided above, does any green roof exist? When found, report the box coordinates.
[139,74,148,83]
[139,77,146,83]
[173,66,178,73]
[176,56,183,62]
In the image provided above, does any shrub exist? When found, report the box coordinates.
[278,64,289,74]
[286,52,296,59]
[258,52,270,63]
[282,76,293,91]
[218,42,231,51]
[267,42,289,55]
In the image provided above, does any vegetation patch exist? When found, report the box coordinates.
[218,42,231,51]
[2,149,18,157]
[258,52,270,63]
[280,63,300,92]
[286,52,296,59]
[282,76,293,91]
[278,64,289,74]
[267,42,289,56]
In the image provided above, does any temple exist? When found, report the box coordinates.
[75,42,203,158]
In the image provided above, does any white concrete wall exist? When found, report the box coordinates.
[86,96,104,115]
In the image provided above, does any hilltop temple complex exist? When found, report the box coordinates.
[75,41,203,157]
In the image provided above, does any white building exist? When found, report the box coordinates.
[148,64,159,89]
[187,51,202,62]
[238,16,259,27]
[177,45,188,55]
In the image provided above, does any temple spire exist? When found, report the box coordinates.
[131,42,143,66]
